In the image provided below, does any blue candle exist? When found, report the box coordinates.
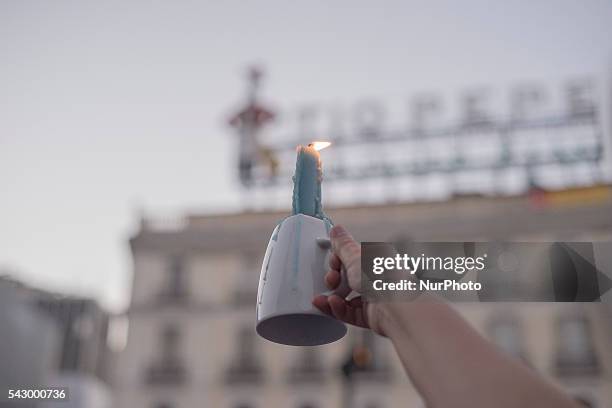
[292,144,324,218]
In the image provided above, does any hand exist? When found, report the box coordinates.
[315,227,581,408]
[312,225,388,336]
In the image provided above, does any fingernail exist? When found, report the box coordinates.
[330,225,348,238]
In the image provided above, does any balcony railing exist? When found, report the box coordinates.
[157,288,189,304]
[351,362,393,383]
[288,363,325,385]
[146,359,187,386]
[225,360,264,385]
[232,288,258,306]
[555,354,601,377]
[286,348,325,384]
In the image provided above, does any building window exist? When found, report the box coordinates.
[233,253,261,306]
[573,394,595,408]
[554,314,600,377]
[33,297,108,379]
[366,331,392,380]
[161,325,180,359]
[487,313,528,363]
[160,256,188,302]
[225,326,264,385]
[341,330,392,383]
[146,324,187,385]
[288,347,325,384]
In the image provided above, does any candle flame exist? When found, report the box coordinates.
[311,141,331,151]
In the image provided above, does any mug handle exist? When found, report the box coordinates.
[316,237,352,297]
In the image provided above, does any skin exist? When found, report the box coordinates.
[312,225,580,408]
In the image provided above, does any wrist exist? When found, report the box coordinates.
[375,294,446,339]
[373,301,405,338]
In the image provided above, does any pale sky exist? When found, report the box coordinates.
[1,0,611,312]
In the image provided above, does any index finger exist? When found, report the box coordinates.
[329,253,341,272]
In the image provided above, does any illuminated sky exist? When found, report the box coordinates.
[1,0,611,311]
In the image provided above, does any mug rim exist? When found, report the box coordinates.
[256,311,347,346]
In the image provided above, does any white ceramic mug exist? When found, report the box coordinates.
[255,213,348,346]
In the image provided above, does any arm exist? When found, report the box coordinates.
[312,225,580,408]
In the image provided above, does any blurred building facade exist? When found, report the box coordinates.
[0,276,113,408]
[0,277,59,408]
[115,185,612,408]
